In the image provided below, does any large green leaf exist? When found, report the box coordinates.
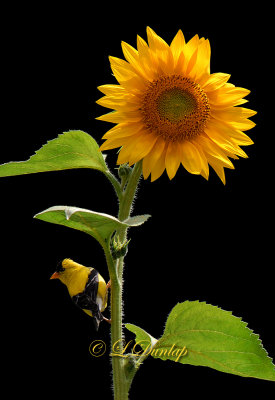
[126,301,275,381]
[0,130,108,177]
[34,205,150,244]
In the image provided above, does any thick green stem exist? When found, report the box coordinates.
[107,161,143,400]
[118,161,142,224]
[110,278,128,399]
[101,241,127,399]
[117,161,142,281]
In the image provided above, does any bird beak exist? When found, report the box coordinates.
[50,272,60,280]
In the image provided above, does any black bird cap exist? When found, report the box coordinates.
[56,259,65,273]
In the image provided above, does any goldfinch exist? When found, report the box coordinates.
[50,258,110,330]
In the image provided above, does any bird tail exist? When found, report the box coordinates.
[93,311,104,331]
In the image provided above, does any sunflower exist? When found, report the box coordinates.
[97,27,256,183]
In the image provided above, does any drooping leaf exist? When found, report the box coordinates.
[0,130,108,177]
[126,302,275,381]
[34,206,149,245]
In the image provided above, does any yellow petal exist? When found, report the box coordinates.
[150,146,167,181]
[202,73,231,92]
[179,141,202,174]
[120,75,148,93]
[197,135,234,168]
[99,133,137,151]
[165,142,181,179]
[96,110,142,123]
[96,95,140,111]
[210,98,249,110]
[146,26,170,53]
[121,41,151,80]
[159,47,175,74]
[137,35,151,60]
[185,48,198,76]
[205,125,248,158]
[127,133,159,165]
[225,119,256,131]
[170,30,185,64]
[174,51,185,75]
[102,123,143,139]
[97,84,125,96]
[121,41,139,65]
[190,39,211,80]
[136,35,158,79]
[96,111,125,123]
[109,56,147,92]
[211,107,257,121]
[182,34,199,70]
[116,131,146,164]
[110,66,144,91]
[142,138,166,179]
[206,118,253,148]
[226,129,254,146]
[208,158,226,184]
[146,26,174,74]
[109,56,137,79]
[192,140,209,179]
[208,86,250,107]
[200,168,209,181]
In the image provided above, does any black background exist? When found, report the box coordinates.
[1,2,274,398]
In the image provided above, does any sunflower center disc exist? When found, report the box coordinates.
[141,75,210,142]
[157,88,197,123]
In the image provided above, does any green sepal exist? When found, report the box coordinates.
[117,164,132,189]
[0,130,108,177]
[111,238,130,259]
[118,164,132,179]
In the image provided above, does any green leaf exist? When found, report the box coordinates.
[125,323,157,351]
[34,206,149,245]
[0,130,108,177]
[123,214,151,226]
[150,301,275,381]
[125,323,158,365]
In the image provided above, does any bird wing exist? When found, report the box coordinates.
[71,269,103,330]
